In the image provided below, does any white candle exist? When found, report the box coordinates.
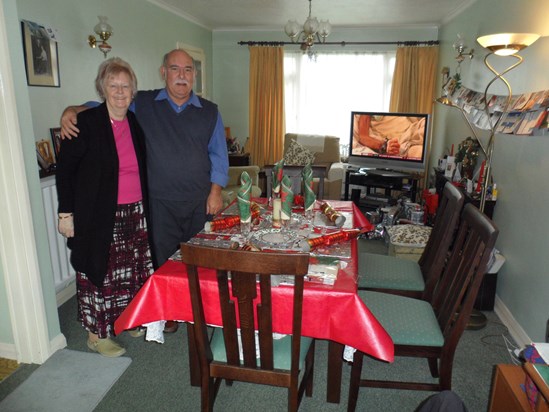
[272,198,281,228]
[273,198,281,219]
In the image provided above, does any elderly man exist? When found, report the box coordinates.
[61,49,229,333]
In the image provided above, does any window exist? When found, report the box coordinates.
[284,51,396,146]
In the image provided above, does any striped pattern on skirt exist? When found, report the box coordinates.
[76,200,153,338]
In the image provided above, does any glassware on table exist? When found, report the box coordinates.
[280,217,291,232]
[240,220,251,236]
[305,207,315,225]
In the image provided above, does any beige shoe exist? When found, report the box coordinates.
[87,338,126,358]
[127,327,145,338]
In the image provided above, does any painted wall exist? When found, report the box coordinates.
[0,0,211,349]
[1,0,59,350]
[3,0,547,351]
[435,0,549,341]
[212,26,438,148]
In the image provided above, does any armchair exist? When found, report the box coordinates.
[221,166,262,206]
[283,134,344,200]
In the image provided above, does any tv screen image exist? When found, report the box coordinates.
[349,111,430,173]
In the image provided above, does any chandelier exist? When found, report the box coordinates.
[284,0,332,59]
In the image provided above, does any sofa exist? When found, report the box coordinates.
[283,133,344,200]
[221,165,262,206]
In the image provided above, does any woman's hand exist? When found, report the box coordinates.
[58,213,74,238]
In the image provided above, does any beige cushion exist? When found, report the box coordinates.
[284,134,341,165]
[283,140,316,165]
[283,133,343,200]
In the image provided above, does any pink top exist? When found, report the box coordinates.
[111,117,142,204]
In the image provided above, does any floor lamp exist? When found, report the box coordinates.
[475,32,540,212]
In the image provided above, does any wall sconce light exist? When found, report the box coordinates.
[453,34,474,63]
[476,32,539,212]
[88,16,113,58]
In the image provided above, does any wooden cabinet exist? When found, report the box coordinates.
[489,364,549,412]
[228,153,250,166]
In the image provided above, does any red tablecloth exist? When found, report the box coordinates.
[114,201,394,362]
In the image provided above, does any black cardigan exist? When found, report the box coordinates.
[56,103,149,287]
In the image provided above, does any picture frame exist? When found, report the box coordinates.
[36,139,55,169]
[21,20,60,87]
[50,127,62,162]
[176,42,205,97]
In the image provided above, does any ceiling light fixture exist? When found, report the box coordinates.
[88,16,113,58]
[284,0,331,59]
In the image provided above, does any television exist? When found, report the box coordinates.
[348,111,430,175]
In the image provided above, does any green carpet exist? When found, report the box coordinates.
[0,349,131,412]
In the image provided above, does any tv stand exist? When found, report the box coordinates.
[344,167,420,209]
[361,168,411,178]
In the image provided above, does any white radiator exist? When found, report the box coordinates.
[41,176,75,304]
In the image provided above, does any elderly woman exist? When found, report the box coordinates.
[56,57,152,357]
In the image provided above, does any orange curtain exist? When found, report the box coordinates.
[248,46,285,168]
[389,45,439,114]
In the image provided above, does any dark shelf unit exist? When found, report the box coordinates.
[344,167,420,211]
[228,152,250,166]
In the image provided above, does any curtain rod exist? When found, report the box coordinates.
[238,40,439,46]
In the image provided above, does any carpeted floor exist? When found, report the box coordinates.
[0,237,519,411]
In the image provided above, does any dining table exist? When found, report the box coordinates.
[114,198,394,404]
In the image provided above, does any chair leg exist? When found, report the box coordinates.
[348,350,364,412]
[288,385,299,412]
[438,352,454,390]
[305,341,315,397]
[428,358,439,378]
[201,377,215,412]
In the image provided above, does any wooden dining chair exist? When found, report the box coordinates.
[180,243,315,412]
[263,165,326,200]
[357,182,465,301]
[348,204,499,412]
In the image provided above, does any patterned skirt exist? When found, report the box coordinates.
[76,200,153,338]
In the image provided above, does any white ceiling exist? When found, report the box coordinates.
[147,0,476,31]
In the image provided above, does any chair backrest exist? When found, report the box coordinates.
[284,134,341,166]
[431,203,499,353]
[180,243,310,376]
[419,182,465,301]
[264,165,327,200]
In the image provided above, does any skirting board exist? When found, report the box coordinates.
[56,281,76,307]
[0,332,66,363]
[494,294,531,348]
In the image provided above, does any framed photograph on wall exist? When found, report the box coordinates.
[176,42,205,97]
[21,20,60,87]
[50,127,62,162]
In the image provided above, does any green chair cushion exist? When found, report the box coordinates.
[359,290,444,347]
[358,253,425,291]
[210,329,313,370]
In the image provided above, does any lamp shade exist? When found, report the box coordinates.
[477,33,540,56]
[284,20,300,38]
